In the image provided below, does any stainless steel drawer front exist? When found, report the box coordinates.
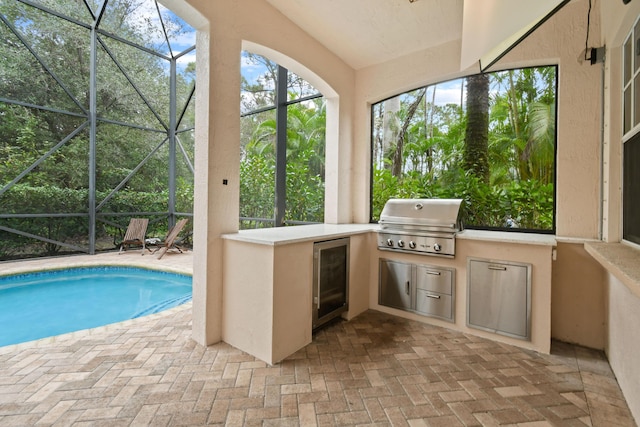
[416,266,452,294]
[379,260,455,322]
[416,289,452,320]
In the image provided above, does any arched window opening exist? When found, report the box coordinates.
[240,51,326,229]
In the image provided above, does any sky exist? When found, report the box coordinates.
[428,80,466,106]
[121,0,196,73]
[123,1,465,105]
[390,79,465,108]
[154,2,196,65]
[241,52,269,88]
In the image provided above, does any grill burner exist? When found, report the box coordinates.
[377,198,463,257]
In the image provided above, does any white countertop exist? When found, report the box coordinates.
[222,224,557,247]
[221,223,376,245]
[456,229,557,246]
[585,241,640,299]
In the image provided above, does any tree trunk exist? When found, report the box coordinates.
[392,89,425,177]
[463,74,490,183]
[382,97,400,171]
[426,86,436,174]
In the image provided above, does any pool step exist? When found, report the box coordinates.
[132,293,192,318]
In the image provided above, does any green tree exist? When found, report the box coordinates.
[241,96,326,225]
[0,0,196,259]
[240,52,325,227]
[371,67,556,231]
[392,89,425,177]
[489,68,556,184]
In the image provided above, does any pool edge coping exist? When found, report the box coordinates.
[0,301,193,354]
[0,261,192,279]
[0,259,193,353]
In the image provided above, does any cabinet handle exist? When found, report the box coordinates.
[425,271,441,276]
[405,281,410,295]
[488,265,507,271]
[425,294,441,299]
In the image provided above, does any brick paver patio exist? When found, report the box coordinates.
[0,253,635,426]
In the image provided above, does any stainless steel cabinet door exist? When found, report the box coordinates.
[467,259,531,340]
[379,259,414,311]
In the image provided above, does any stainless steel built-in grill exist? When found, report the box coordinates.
[377,198,463,257]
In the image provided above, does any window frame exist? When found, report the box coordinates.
[622,17,640,247]
[240,59,324,228]
[369,65,558,234]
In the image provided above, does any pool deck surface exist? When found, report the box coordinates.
[0,250,637,426]
[0,249,193,277]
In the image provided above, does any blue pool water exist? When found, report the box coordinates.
[0,266,192,347]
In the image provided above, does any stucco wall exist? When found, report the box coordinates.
[600,1,640,423]
[222,240,275,364]
[344,233,373,319]
[187,0,611,352]
[184,0,356,346]
[551,242,606,349]
[272,241,314,363]
[354,1,603,239]
[353,0,606,349]
[606,273,640,423]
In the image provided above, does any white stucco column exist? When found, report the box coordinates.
[324,96,354,224]
[192,28,242,346]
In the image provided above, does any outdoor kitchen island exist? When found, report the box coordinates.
[221,224,556,365]
[374,230,557,355]
[221,224,375,365]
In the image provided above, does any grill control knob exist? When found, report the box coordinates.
[397,240,405,248]
[409,241,416,249]
[433,243,441,252]
[386,238,394,247]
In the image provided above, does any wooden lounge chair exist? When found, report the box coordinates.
[119,218,149,254]
[153,218,189,259]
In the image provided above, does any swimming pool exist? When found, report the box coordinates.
[0,266,192,347]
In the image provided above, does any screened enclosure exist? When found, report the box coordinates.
[0,0,196,260]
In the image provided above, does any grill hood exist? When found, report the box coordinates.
[379,198,463,231]
[377,198,464,257]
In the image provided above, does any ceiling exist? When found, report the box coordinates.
[264,0,464,70]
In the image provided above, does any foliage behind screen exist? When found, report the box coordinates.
[240,52,325,229]
[0,0,196,259]
[371,66,557,232]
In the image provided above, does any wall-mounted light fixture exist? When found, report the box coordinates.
[623,0,632,4]
[590,47,605,65]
